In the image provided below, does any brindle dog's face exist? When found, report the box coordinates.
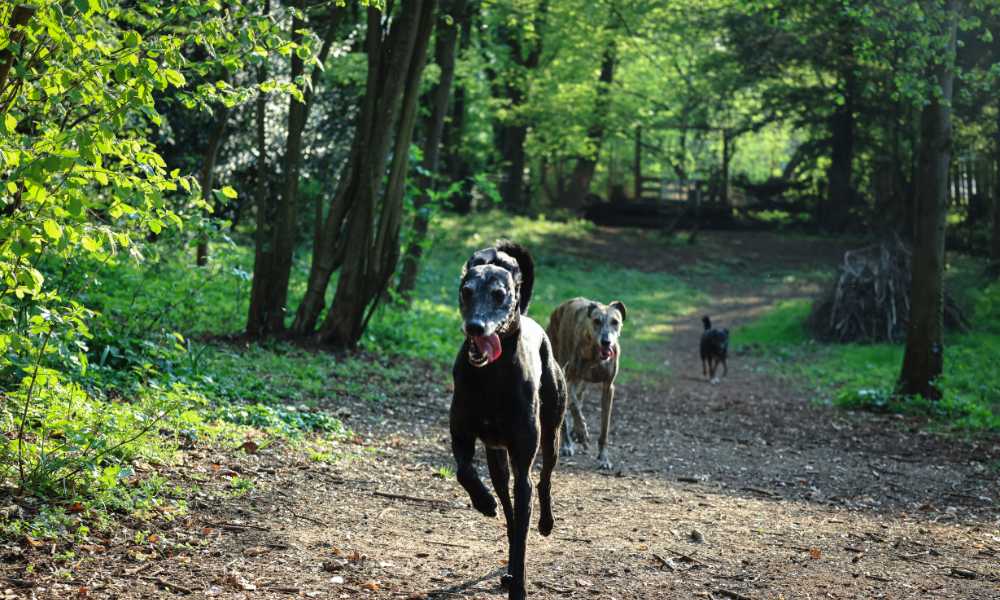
[459,248,520,367]
[588,300,627,361]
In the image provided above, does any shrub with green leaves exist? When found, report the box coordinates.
[0,0,297,496]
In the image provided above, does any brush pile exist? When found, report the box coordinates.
[808,238,967,343]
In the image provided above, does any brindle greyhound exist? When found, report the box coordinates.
[546,298,627,470]
[450,241,567,600]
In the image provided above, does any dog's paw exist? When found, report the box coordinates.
[500,573,513,590]
[597,450,612,470]
[710,377,720,385]
[472,493,497,517]
[559,444,575,457]
[538,513,554,536]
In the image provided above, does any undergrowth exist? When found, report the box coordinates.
[736,277,1000,432]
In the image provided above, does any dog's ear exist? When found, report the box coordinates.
[494,240,534,314]
[610,300,627,322]
[587,302,598,317]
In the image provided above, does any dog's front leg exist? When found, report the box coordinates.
[506,463,533,600]
[596,382,614,470]
[451,432,497,517]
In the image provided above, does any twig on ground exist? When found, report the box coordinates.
[535,580,573,594]
[289,511,325,526]
[740,487,779,498]
[663,546,710,566]
[142,576,193,595]
[652,553,674,570]
[373,491,451,506]
[427,540,471,549]
[712,589,751,600]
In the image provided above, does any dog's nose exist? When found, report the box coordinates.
[465,320,485,337]
[600,339,612,348]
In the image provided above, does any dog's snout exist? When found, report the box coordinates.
[465,320,486,337]
[600,338,612,348]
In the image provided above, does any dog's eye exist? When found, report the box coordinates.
[611,319,619,328]
[593,318,601,326]
[491,289,506,304]
[460,286,473,301]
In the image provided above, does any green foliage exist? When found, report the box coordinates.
[738,282,1000,431]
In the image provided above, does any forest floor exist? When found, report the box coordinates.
[5,230,1000,599]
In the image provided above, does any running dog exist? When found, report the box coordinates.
[700,315,729,383]
[450,241,567,600]
[546,298,627,470]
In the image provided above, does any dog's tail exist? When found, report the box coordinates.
[495,240,534,314]
[702,315,712,331]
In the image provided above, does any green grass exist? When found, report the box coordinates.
[736,281,1000,431]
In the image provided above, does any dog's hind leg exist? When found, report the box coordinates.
[596,382,615,470]
[536,422,558,536]
[451,432,497,517]
[568,381,590,448]
[722,356,728,377]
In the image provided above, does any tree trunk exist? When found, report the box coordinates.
[195,101,230,267]
[496,1,547,211]
[397,0,466,299]
[317,0,437,347]
[557,41,616,210]
[0,5,34,95]
[246,53,274,337]
[293,1,437,339]
[441,7,474,214]
[246,4,341,336]
[824,73,856,232]
[898,2,958,399]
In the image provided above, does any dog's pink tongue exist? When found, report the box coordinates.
[473,333,502,363]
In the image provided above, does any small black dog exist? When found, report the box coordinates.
[450,241,567,600]
[700,315,729,384]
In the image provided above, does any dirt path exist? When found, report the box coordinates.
[10,232,1000,599]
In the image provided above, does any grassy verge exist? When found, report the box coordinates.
[736,279,1000,431]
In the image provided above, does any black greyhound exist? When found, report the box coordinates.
[450,241,567,600]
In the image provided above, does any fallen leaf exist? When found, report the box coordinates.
[362,581,380,591]
[809,547,821,560]
[67,502,85,514]
[240,440,259,454]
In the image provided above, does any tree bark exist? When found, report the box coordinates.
[245,4,341,336]
[556,41,616,209]
[396,0,466,298]
[292,1,437,339]
[496,1,547,211]
[246,51,274,337]
[0,5,34,96]
[195,101,230,266]
[317,0,437,347]
[823,72,856,232]
[898,1,958,399]
[441,6,474,213]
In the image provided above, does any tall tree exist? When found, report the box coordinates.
[397,0,468,298]
[898,0,959,399]
[194,100,230,266]
[246,4,341,337]
[293,1,437,342]
[494,1,547,211]
[556,39,616,209]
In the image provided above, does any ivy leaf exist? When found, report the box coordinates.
[3,114,15,134]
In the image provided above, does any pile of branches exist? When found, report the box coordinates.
[808,238,967,343]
